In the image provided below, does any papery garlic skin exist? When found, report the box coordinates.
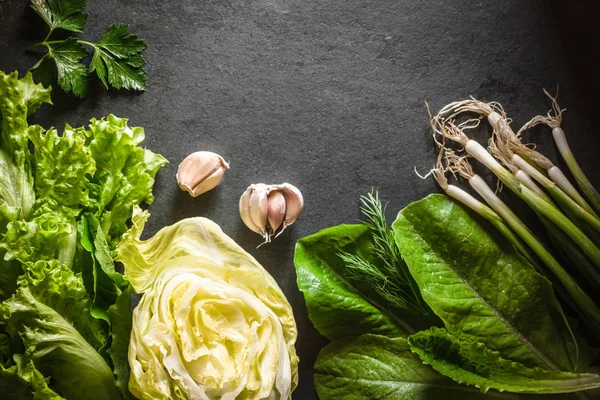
[177,151,229,197]
[239,183,303,243]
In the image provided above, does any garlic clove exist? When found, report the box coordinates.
[267,190,286,233]
[248,184,269,238]
[240,182,303,243]
[189,168,226,197]
[177,151,229,197]
[276,183,303,237]
[239,187,263,235]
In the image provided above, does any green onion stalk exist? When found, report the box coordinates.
[485,143,600,291]
[438,97,598,218]
[517,89,600,215]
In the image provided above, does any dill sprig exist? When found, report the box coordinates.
[339,191,431,315]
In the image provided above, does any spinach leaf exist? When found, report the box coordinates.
[392,194,589,372]
[314,333,520,400]
[409,327,600,394]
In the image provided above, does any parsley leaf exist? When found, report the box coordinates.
[89,25,147,91]
[31,0,88,33]
[28,1,148,97]
[31,38,89,98]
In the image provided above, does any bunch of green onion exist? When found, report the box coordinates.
[427,93,600,338]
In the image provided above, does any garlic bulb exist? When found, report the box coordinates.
[239,183,303,243]
[177,151,229,197]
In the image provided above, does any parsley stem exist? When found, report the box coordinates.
[43,28,54,43]
[27,40,62,50]
[77,40,96,48]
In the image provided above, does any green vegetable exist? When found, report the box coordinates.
[1,261,119,400]
[295,223,408,338]
[338,192,430,315]
[0,70,166,399]
[295,193,599,398]
[29,0,147,97]
[315,334,520,400]
[106,285,134,400]
[392,194,588,372]
[295,220,441,338]
[0,355,64,399]
[409,327,600,394]
[31,0,88,33]
[0,72,50,233]
[118,207,299,400]
[552,125,600,214]
[432,117,600,336]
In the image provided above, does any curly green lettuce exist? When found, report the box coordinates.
[0,70,167,400]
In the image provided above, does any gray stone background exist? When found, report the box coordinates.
[1,0,599,398]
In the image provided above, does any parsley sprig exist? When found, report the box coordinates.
[29,0,147,97]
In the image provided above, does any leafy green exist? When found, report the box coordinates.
[30,125,95,212]
[0,212,76,265]
[118,207,299,400]
[89,25,147,91]
[0,71,52,301]
[409,327,600,394]
[296,192,600,398]
[392,194,588,372]
[30,0,88,33]
[0,354,65,400]
[0,70,165,399]
[29,1,147,96]
[0,72,51,227]
[295,224,409,339]
[314,333,519,400]
[106,285,134,400]
[31,38,89,99]
[1,261,118,400]
[85,115,167,242]
[78,216,118,327]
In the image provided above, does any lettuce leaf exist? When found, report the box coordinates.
[85,115,167,244]
[1,211,76,266]
[392,194,589,373]
[77,215,119,327]
[0,70,166,399]
[118,207,298,400]
[1,260,117,400]
[314,333,520,400]
[0,72,52,303]
[0,354,65,400]
[408,327,600,394]
[106,285,134,400]
[0,71,51,227]
[30,125,95,213]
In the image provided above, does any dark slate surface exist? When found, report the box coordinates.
[1,0,599,398]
